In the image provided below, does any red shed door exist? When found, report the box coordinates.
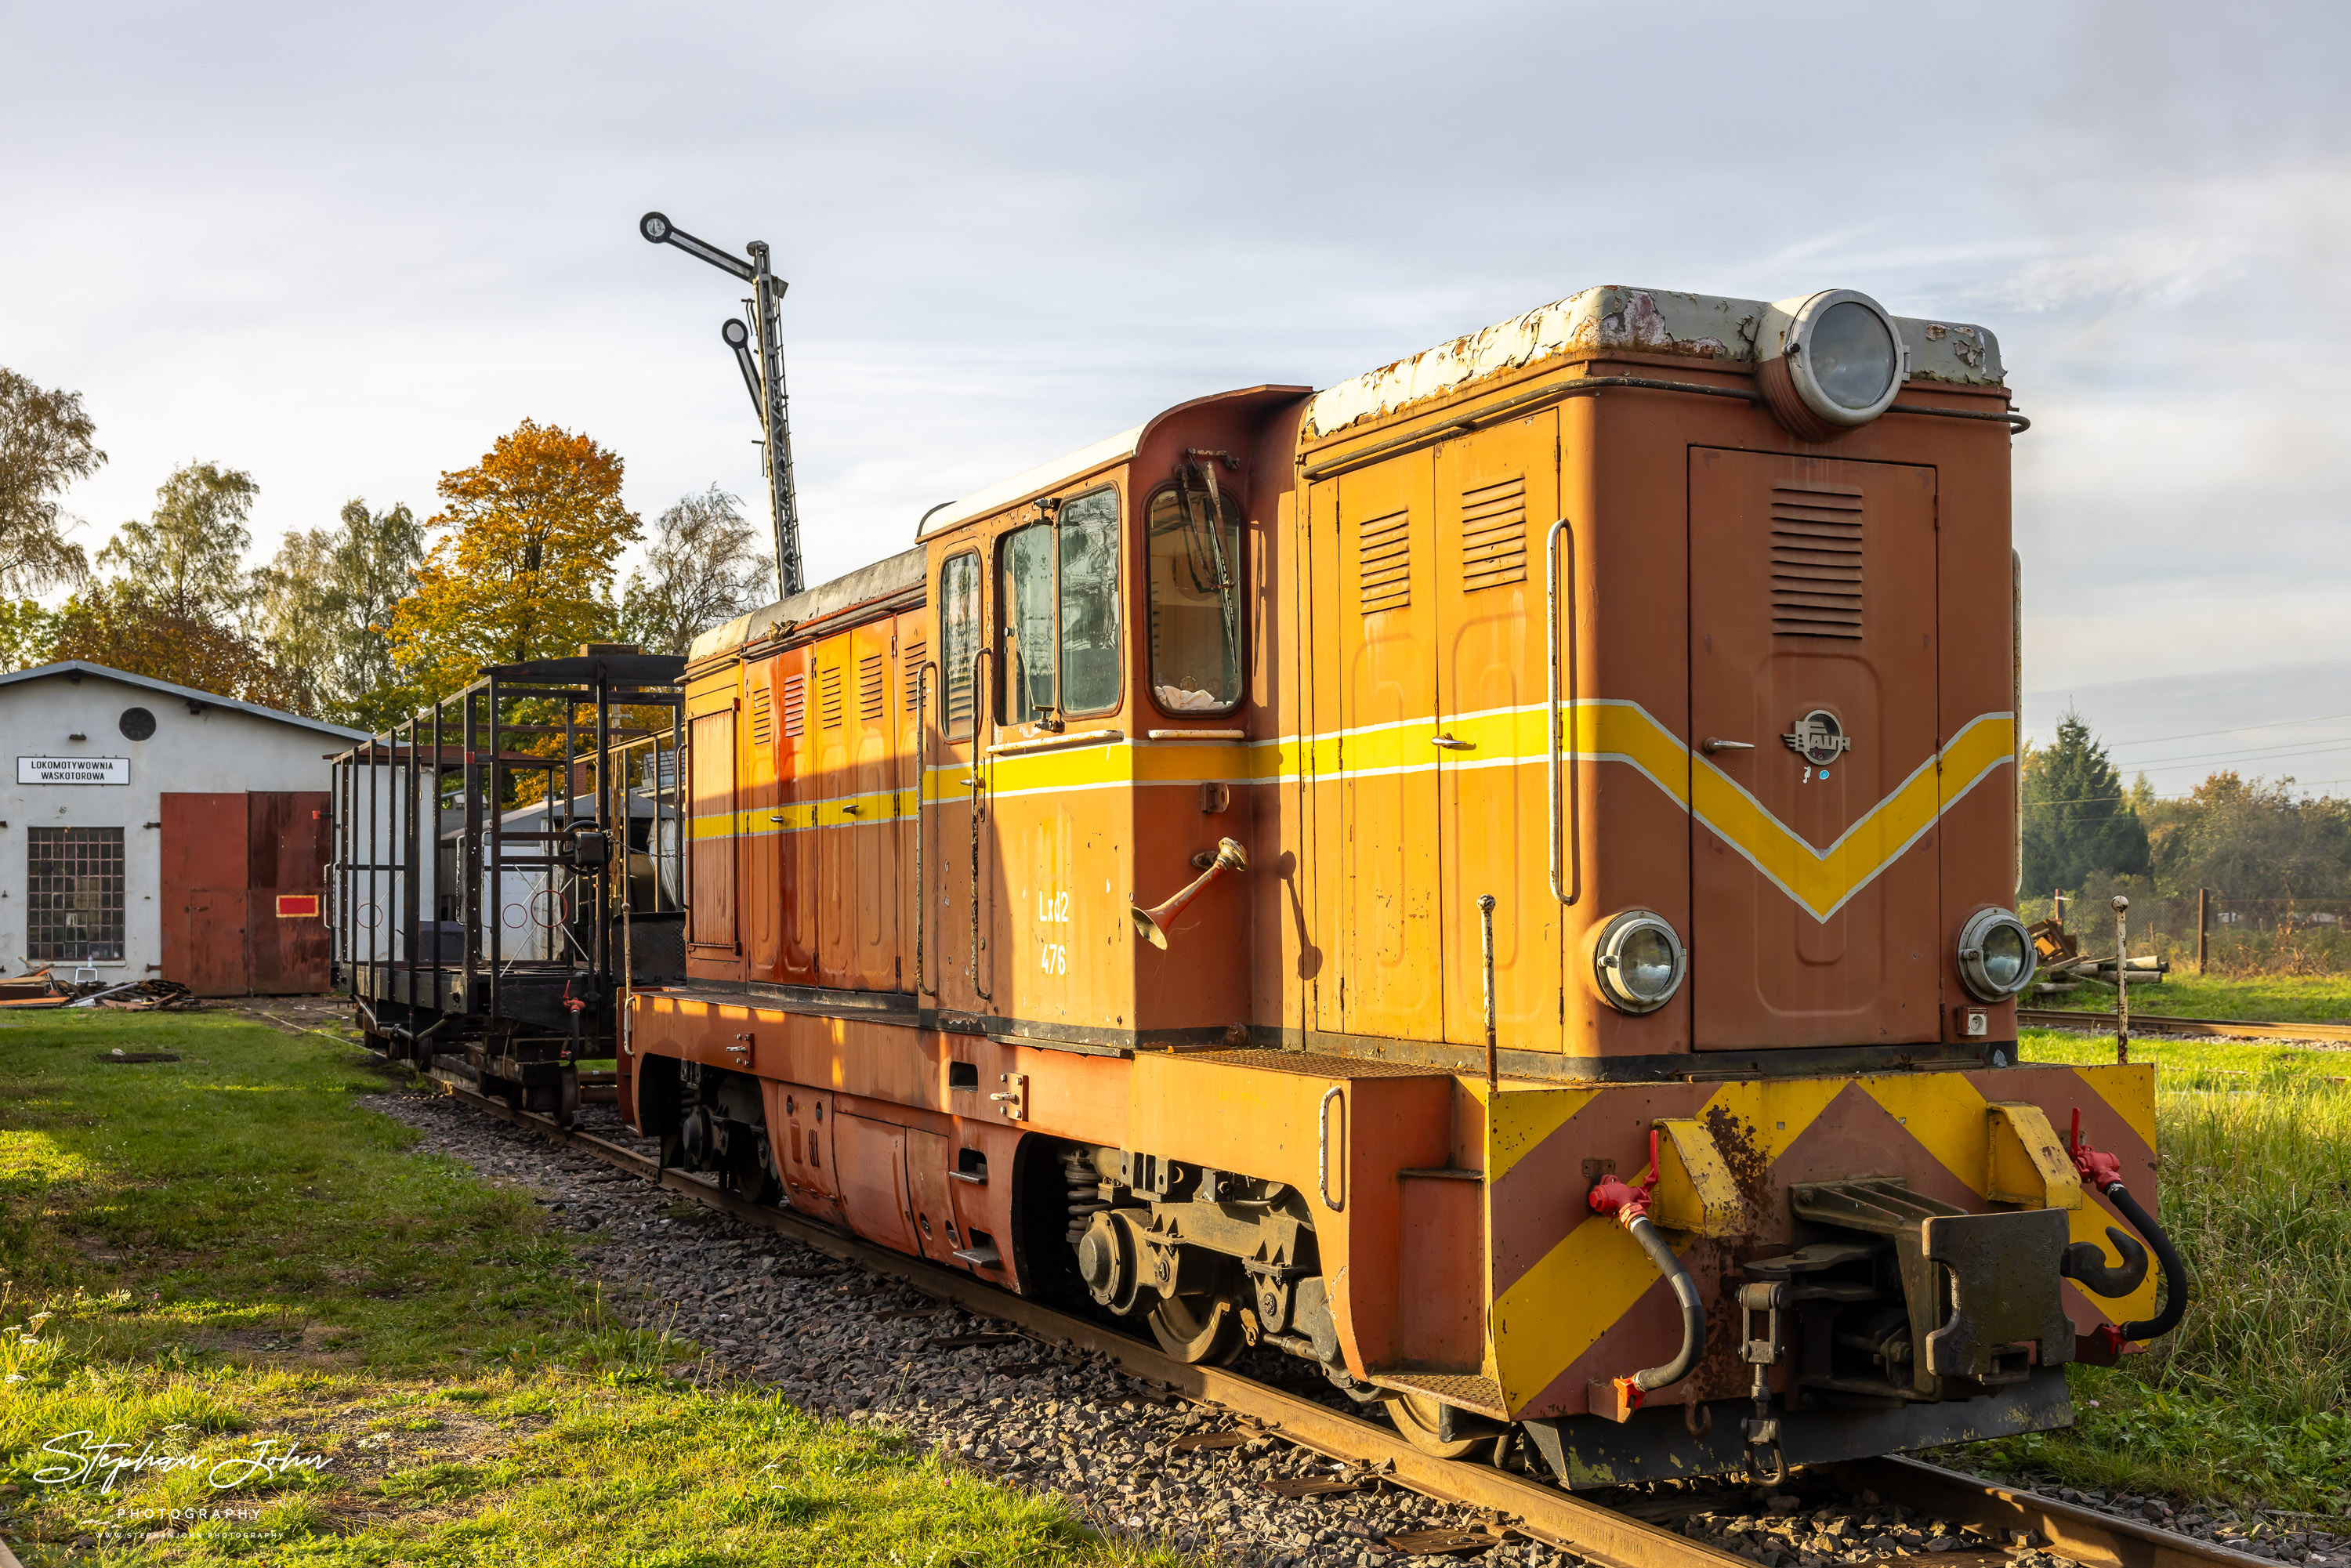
[161,794,251,996]
[181,891,252,997]
[1687,450,1942,1049]
[248,791,332,993]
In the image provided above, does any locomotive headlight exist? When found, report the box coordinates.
[1592,910,1686,1014]
[1757,289,1910,440]
[1956,907,2035,1001]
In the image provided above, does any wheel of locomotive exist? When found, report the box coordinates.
[556,1068,580,1130]
[1147,1293,1244,1366]
[1386,1392,1485,1460]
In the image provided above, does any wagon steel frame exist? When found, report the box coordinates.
[328,650,686,1115]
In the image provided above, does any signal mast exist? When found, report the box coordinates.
[639,212,804,599]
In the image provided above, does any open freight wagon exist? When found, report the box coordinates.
[328,648,686,1119]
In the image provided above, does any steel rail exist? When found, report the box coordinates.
[419,1072,2266,1568]
[2020,1008,2351,1044]
[1831,1458,2273,1568]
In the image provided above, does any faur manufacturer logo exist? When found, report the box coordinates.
[1783,710,1851,766]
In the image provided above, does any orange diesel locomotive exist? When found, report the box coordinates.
[623,284,2182,1483]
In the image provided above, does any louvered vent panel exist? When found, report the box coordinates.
[1460,476,1527,592]
[859,654,886,722]
[781,674,806,737]
[820,666,845,729]
[902,642,927,712]
[945,657,975,731]
[1358,509,1411,614]
[1769,486,1864,639]
[749,683,773,745]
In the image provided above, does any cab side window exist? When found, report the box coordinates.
[1145,482,1244,715]
[1001,527,1056,723]
[1056,488,1120,715]
[997,486,1121,724]
[939,552,980,738]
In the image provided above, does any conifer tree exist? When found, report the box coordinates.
[2020,708,2150,896]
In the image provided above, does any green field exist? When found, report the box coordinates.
[1960,1028,2351,1519]
[2040,969,2351,1024]
[0,1011,1168,1566]
[6,1007,2344,1554]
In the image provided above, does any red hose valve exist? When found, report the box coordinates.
[1588,1128,1661,1226]
[2067,1108,2123,1190]
[1588,1374,1646,1421]
[2091,1322,2143,1359]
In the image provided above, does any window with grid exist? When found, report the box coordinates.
[27,827,125,961]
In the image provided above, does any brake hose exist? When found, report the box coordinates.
[1586,1128,1708,1407]
[2069,1112,2189,1345]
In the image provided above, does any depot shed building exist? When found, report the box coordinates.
[0,661,364,995]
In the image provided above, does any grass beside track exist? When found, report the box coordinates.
[0,1009,1175,1567]
[1959,1029,2351,1520]
[2041,971,2351,1024]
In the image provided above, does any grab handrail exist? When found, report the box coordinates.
[1545,516,1578,907]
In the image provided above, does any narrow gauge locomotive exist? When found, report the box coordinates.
[620,284,2181,1484]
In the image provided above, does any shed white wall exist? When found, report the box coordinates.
[0,671,353,978]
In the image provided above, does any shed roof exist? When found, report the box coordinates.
[0,660,369,740]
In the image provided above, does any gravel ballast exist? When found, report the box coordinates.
[371,1090,1566,1566]
[367,1083,2339,1567]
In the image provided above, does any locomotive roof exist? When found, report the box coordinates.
[693,286,2003,668]
[915,422,1145,542]
[1303,285,2002,440]
[687,545,926,664]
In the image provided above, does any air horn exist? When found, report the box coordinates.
[1130,838,1248,950]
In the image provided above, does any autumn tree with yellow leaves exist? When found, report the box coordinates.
[390,419,641,703]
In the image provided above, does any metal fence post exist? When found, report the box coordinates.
[2113,894,2130,1064]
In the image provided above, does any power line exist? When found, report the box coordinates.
[2123,737,2351,770]
[2100,708,2351,749]
[2023,775,2351,809]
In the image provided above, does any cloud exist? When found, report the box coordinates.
[2,0,2345,712]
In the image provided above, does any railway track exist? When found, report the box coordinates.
[2019,1009,2351,1045]
[415,1070,2269,1568]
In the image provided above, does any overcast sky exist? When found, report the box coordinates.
[6,1,2349,786]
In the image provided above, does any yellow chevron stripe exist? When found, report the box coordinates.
[1570,702,2016,920]
[1491,1077,1846,1408]
[693,701,2012,922]
[1491,1066,2159,1410]
[1857,1072,1993,1193]
[1486,1085,1600,1185]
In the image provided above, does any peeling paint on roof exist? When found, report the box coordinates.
[687,545,926,664]
[1303,286,2003,440]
